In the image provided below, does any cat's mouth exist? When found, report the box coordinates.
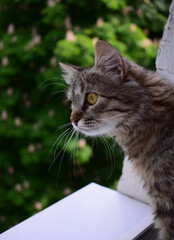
[72,120,112,137]
[72,122,98,136]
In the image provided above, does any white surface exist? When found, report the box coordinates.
[156,0,174,81]
[0,183,153,240]
[117,157,151,205]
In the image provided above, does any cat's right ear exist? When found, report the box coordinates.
[59,62,78,84]
[94,40,127,76]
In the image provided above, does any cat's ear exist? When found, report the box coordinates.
[94,40,126,76]
[59,62,78,84]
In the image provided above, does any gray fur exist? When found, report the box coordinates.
[60,40,174,240]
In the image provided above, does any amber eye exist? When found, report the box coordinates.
[87,92,98,105]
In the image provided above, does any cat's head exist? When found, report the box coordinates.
[59,40,149,137]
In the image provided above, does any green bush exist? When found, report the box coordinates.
[0,0,171,232]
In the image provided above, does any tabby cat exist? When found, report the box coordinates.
[59,40,174,240]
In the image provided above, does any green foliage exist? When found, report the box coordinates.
[0,0,171,233]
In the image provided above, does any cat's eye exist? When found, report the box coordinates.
[87,92,98,105]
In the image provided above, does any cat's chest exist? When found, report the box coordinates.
[114,136,158,186]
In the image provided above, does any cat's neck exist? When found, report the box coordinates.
[113,119,154,158]
[113,116,174,164]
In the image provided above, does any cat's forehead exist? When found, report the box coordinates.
[74,69,104,91]
[67,67,120,100]
[66,77,83,102]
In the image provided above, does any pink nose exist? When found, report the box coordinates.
[71,118,80,125]
[70,111,82,126]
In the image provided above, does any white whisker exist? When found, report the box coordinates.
[56,129,76,186]
[56,122,72,131]
[48,128,72,171]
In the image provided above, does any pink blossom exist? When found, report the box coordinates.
[7,23,15,34]
[33,123,39,131]
[47,0,55,7]
[141,38,152,48]
[144,28,150,36]
[130,24,137,32]
[24,100,31,108]
[22,92,29,100]
[24,33,41,51]
[15,183,22,192]
[65,30,76,42]
[1,110,8,121]
[6,87,13,97]
[39,66,46,74]
[7,166,15,175]
[14,117,21,127]
[11,36,18,43]
[34,201,43,211]
[64,15,71,30]
[33,121,43,131]
[136,8,143,17]
[28,144,35,153]
[33,34,41,45]
[50,56,57,67]
[63,188,72,196]
[0,216,6,222]
[48,109,55,117]
[96,17,104,27]
[123,6,132,15]
[78,139,86,149]
[94,176,101,183]
[23,181,30,189]
[0,41,4,50]
[48,0,61,6]
[2,56,9,67]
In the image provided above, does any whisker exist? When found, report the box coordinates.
[76,132,89,183]
[73,131,79,180]
[56,129,76,186]
[93,122,116,179]
[54,128,74,160]
[39,82,67,93]
[48,128,72,171]
[103,136,116,180]
[45,90,67,104]
[38,78,67,98]
[56,122,72,131]
[39,77,67,88]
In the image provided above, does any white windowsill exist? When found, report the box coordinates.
[0,183,153,240]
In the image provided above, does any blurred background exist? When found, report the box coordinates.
[0,0,171,233]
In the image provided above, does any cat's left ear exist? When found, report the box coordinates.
[59,62,79,84]
[94,40,127,76]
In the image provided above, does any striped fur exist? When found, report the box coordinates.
[60,40,174,240]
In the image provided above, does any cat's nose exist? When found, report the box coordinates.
[70,111,82,126]
[71,118,80,125]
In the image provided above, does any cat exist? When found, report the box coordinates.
[59,40,174,240]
